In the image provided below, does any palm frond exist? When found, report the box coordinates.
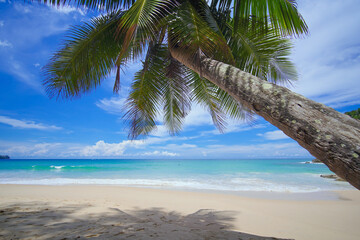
[115,0,176,59]
[123,43,166,139]
[229,22,297,84]
[162,56,191,135]
[188,0,235,64]
[168,0,233,68]
[114,0,177,90]
[233,0,308,37]
[216,88,254,122]
[208,0,232,34]
[40,0,307,139]
[43,11,123,99]
[187,69,226,132]
[39,0,134,11]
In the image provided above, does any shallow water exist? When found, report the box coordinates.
[0,158,354,192]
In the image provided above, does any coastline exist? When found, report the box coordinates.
[1,184,359,240]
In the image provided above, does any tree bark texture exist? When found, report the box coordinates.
[171,48,360,190]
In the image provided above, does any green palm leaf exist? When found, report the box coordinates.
[113,0,177,91]
[40,0,307,138]
[229,20,297,84]
[123,42,166,139]
[233,0,308,37]
[187,70,226,132]
[162,56,191,135]
[168,0,233,69]
[43,11,123,99]
[216,87,254,122]
[40,0,134,11]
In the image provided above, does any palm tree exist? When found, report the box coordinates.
[41,0,360,190]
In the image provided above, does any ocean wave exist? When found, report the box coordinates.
[28,165,100,171]
[0,177,344,193]
[50,165,65,169]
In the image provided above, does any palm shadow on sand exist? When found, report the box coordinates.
[0,202,292,240]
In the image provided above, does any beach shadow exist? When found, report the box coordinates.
[0,202,292,240]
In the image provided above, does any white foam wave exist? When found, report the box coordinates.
[50,165,65,169]
[299,161,324,165]
[0,177,328,193]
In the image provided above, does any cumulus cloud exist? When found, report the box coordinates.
[258,130,289,140]
[0,142,64,157]
[0,116,62,130]
[79,140,141,156]
[291,0,360,108]
[74,137,172,157]
[0,136,176,158]
[0,138,310,158]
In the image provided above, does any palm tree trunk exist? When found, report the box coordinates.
[170,48,360,190]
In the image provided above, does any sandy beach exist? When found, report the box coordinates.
[0,185,359,240]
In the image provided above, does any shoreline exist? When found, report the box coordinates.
[0,182,354,200]
[1,184,360,239]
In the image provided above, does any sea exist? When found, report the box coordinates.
[0,158,354,193]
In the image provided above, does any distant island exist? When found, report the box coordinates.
[345,108,360,120]
[0,155,10,159]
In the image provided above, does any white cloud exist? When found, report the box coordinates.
[79,140,145,157]
[33,63,41,68]
[0,40,12,47]
[159,143,197,151]
[150,125,170,137]
[202,122,266,136]
[96,97,126,115]
[0,3,89,91]
[258,130,289,140]
[0,0,6,3]
[50,5,86,16]
[75,137,171,157]
[0,142,64,157]
[140,151,179,157]
[291,0,360,108]
[8,60,43,91]
[200,142,310,158]
[184,104,213,127]
[0,116,62,130]
[0,138,311,158]
[0,137,173,158]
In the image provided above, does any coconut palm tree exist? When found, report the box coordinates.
[41,0,360,190]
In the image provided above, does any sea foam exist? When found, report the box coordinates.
[0,177,332,193]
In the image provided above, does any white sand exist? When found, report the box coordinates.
[0,185,359,240]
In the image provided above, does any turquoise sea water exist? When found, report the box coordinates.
[0,159,354,192]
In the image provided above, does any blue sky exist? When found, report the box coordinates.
[0,0,359,159]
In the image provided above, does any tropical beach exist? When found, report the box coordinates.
[1,185,360,240]
[1,158,359,239]
[1,0,360,239]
